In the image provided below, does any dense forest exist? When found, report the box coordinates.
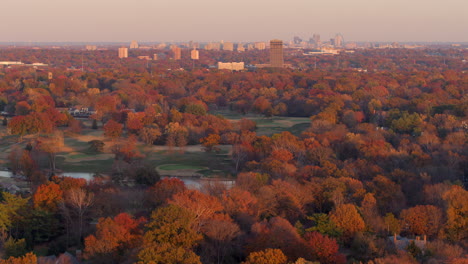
[0,46,467,264]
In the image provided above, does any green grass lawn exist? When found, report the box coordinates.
[211,109,310,136]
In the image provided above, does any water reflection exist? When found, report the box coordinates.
[0,171,235,190]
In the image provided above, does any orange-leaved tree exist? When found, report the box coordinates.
[84,213,146,262]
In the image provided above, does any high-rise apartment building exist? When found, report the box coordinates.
[130,40,139,49]
[269,39,284,68]
[118,47,128,58]
[191,49,199,60]
[255,42,266,50]
[204,42,221,51]
[237,44,245,52]
[223,42,234,51]
[171,46,181,60]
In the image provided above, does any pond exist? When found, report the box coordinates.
[164,177,235,190]
[0,171,96,181]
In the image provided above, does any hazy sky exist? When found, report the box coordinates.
[1,0,467,42]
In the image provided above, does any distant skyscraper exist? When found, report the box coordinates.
[311,34,321,47]
[237,43,245,52]
[118,47,128,58]
[130,40,139,49]
[269,39,284,68]
[293,36,302,45]
[153,54,158,60]
[334,34,344,48]
[191,49,199,60]
[223,42,234,51]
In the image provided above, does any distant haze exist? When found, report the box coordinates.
[1,0,467,42]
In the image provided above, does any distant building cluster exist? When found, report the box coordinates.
[130,40,139,49]
[0,61,48,67]
[291,33,344,49]
[86,45,97,51]
[108,35,429,69]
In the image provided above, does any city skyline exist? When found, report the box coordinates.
[0,0,467,43]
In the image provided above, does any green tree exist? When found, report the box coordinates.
[306,213,343,238]
[0,192,30,234]
[184,104,206,116]
[3,238,28,259]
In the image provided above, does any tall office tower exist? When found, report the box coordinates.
[171,46,181,60]
[334,34,344,48]
[130,40,139,49]
[255,42,266,50]
[312,34,321,46]
[191,49,199,60]
[269,39,284,68]
[293,36,302,45]
[118,47,128,58]
[223,42,234,51]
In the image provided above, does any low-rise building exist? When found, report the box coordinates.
[218,62,245,71]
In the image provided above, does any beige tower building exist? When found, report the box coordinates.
[171,46,181,60]
[223,42,234,51]
[269,39,284,68]
[191,49,199,60]
[118,47,128,58]
[254,42,266,50]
